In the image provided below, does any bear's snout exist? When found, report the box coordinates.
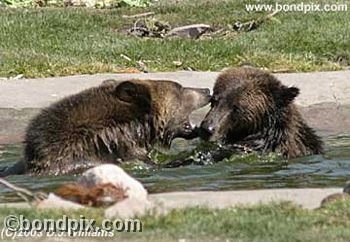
[199,120,216,140]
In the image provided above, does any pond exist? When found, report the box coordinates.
[0,134,349,203]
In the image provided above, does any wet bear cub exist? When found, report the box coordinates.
[200,67,323,159]
[1,79,210,176]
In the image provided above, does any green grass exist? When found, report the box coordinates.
[0,0,349,77]
[1,200,350,241]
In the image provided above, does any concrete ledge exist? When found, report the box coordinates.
[0,70,350,144]
[0,188,343,210]
[1,70,350,108]
[149,188,343,210]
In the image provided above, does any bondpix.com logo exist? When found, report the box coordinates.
[245,2,348,13]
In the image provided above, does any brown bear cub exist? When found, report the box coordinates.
[0,79,210,176]
[200,67,323,159]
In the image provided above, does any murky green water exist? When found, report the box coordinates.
[0,134,349,203]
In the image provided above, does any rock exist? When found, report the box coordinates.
[173,61,183,67]
[166,24,212,39]
[36,193,85,210]
[105,197,154,219]
[320,192,350,207]
[78,164,148,200]
[66,0,99,7]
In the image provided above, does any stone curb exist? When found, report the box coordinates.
[148,188,343,210]
[0,188,344,210]
[0,70,350,108]
[0,70,349,144]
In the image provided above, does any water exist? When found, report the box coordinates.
[0,134,349,203]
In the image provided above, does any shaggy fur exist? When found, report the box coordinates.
[55,183,127,207]
[200,67,323,159]
[1,79,210,176]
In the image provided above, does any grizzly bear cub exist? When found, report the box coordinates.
[199,67,323,159]
[0,79,210,176]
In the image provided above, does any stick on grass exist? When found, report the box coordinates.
[0,178,47,203]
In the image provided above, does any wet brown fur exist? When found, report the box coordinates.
[2,79,210,176]
[200,67,323,159]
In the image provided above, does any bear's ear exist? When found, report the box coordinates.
[279,86,300,105]
[114,81,151,104]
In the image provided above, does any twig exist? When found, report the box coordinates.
[262,9,280,21]
[233,10,280,32]
[122,12,155,19]
[0,178,47,203]
[120,54,132,62]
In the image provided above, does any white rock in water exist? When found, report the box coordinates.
[105,197,153,219]
[78,164,148,200]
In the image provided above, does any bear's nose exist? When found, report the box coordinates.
[205,125,215,133]
[200,121,215,138]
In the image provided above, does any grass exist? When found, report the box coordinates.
[1,200,350,241]
[0,0,349,77]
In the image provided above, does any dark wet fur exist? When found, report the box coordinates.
[2,79,210,176]
[200,67,323,160]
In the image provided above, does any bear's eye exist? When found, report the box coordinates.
[231,105,239,113]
